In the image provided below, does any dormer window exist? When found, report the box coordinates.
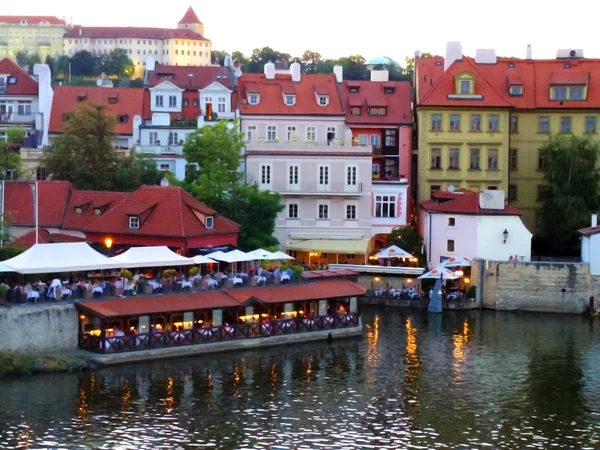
[284,95,296,106]
[459,80,472,94]
[94,208,102,216]
[509,85,523,96]
[551,85,586,101]
[349,87,359,93]
[108,95,118,104]
[129,216,140,229]
[383,87,395,94]
[318,95,329,106]
[75,207,83,215]
[205,216,214,229]
[248,94,260,105]
[351,107,361,115]
[369,107,387,116]
[117,115,129,124]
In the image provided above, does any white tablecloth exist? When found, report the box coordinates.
[207,279,218,289]
[62,289,72,296]
[27,291,40,300]
[232,277,243,286]
[92,286,103,294]
[181,280,192,289]
[280,273,291,282]
[124,284,134,291]
[149,281,162,290]
[257,276,267,284]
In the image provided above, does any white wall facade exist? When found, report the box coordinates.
[371,182,409,235]
[200,82,235,120]
[581,234,600,275]
[476,216,532,261]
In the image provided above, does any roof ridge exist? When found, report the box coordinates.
[462,57,514,106]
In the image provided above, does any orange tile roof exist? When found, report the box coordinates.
[63,190,130,231]
[49,86,145,135]
[419,55,600,110]
[4,181,71,227]
[238,73,344,116]
[416,56,445,102]
[0,58,38,96]
[178,7,202,24]
[339,80,411,125]
[148,64,235,90]
[65,26,208,41]
[420,189,523,216]
[0,16,65,25]
[8,229,85,248]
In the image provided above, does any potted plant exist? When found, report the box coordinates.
[163,269,177,278]
[290,265,304,281]
[119,269,133,280]
[189,267,199,277]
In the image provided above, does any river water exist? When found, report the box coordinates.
[1,308,599,449]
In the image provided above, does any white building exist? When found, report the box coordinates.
[63,7,211,75]
[579,213,600,275]
[420,189,532,267]
[239,62,374,266]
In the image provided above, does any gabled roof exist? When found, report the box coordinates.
[416,56,445,102]
[148,64,235,90]
[238,73,344,116]
[0,58,38,96]
[4,181,71,227]
[178,7,202,25]
[420,189,523,216]
[63,190,130,230]
[0,16,66,25]
[338,79,412,125]
[81,185,240,237]
[49,86,144,135]
[7,229,85,249]
[65,26,208,41]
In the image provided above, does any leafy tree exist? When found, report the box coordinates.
[40,102,159,191]
[212,49,228,65]
[44,55,55,75]
[15,51,30,68]
[69,51,97,77]
[183,120,284,249]
[247,47,291,73]
[101,49,134,78]
[0,140,22,180]
[55,55,71,77]
[388,226,426,266]
[301,50,322,73]
[129,78,144,87]
[6,127,26,147]
[538,134,600,253]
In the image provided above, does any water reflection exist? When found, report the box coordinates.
[0,309,598,449]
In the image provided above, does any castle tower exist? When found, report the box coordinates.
[177,6,204,36]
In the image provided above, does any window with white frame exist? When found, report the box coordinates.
[129,216,140,229]
[289,165,299,185]
[248,94,259,105]
[288,203,298,218]
[168,132,179,145]
[306,126,316,142]
[149,132,158,145]
[318,165,329,185]
[17,102,31,116]
[375,195,396,218]
[285,95,296,106]
[346,204,356,220]
[358,134,368,146]
[318,204,329,219]
[267,126,277,141]
[205,216,214,229]
[155,95,163,107]
[346,166,357,185]
[260,164,271,185]
[370,134,381,147]
[168,95,177,107]
[159,163,170,171]
[246,125,256,142]
[217,96,226,113]
[318,95,329,106]
[286,126,297,141]
[447,239,455,252]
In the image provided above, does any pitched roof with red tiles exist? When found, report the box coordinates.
[148,64,235,90]
[4,181,71,227]
[178,7,202,24]
[338,80,412,125]
[49,86,144,135]
[578,225,600,237]
[65,26,207,41]
[0,58,38,96]
[63,190,130,230]
[8,229,85,248]
[238,73,344,116]
[415,56,445,102]
[80,185,240,237]
[418,55,600,110]
[420,189,523,216]
[0,16,66,25]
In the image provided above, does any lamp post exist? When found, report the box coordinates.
[503,229,509,244]
[104,237,113,256]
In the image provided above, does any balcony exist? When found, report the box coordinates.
[0,114,35,126]
[277,182,363,196]
[137,145,183,155]
[246,140,372,154]
[372,176,408,185]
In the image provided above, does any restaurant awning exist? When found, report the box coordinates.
[110,246,197,268]
[286,237,370,254]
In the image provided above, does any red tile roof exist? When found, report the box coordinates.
[238,73,344,116]
[416,56,445,102]
[49,86,144,135]
[0,16,65,25]
[302,269,359,279]
[4,181,71,227]
[80,185,240,237]
[148,64,235,90]
[578,225,600,237]
[420,189,523,215]
[8,229,85,248]
[65,26,207,41]
[178,7,202,24]
[0,58,38,96]
[78,279,365,318]
[63,190,130,230]
[339,80,411,125]
[418,56,600,110]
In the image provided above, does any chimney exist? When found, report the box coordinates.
[475,49,497,64]
[444,41,462,71]
[370,69,389,82]
[333,65,343,83]
[264,61,275,80]
[526,44,533,60]
[160,177,170,187]
[290,62,301,82]
[592,212,598,228]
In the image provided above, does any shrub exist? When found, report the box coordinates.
[0,247,25,262]
[119,269,133,280]
[189,267,199,276]
[290,264,304,280]
[163,269,176,277]
[280,263,290,271]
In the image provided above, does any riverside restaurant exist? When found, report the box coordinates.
[76,279,364,354]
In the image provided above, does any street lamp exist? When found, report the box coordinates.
[503,229,509,243]
[104,237,113,255]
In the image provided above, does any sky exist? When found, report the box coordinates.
[4,0,600,64]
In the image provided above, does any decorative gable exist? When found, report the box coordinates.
[450,72,480,98]
[199,81,233,118]
[149,81,184,112]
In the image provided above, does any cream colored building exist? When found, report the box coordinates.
[63,7,211,75]
[0,15,70,61]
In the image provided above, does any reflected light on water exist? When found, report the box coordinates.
[163,377,174,412]
[367,314,380,365]
[453,318,471,380]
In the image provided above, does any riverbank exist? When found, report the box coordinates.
[0,352,89,377]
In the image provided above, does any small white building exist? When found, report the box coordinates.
[579,213,600,275]
[420,189,532,267]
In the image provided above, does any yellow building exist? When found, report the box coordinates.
[416,47,600,232]
[0,15,69,61]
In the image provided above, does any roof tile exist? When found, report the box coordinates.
[339,79,411,125]
[0,16,65,25]
[420,189,523,216]
[0,58,38,96]
[65,26,208,41]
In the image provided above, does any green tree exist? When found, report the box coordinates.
[0,141,22,180]
[55,55,71,78]
[388,226,425,266]
[15,50,30,68]
[539,134,600,253]
[183,120,284,249]
[301,50,322,73]
[44,55,55,75]
[6,127,26,147]
[211,49,228,65]
[113,152,163,191]
[102,49,134,78]
[70,50,98,77]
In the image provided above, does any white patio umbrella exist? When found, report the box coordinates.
[205,250,229,261]
[418,267,460,280]
[375,245,413,259]
[439,256,472,268]
[271,250,294,260]
[193,255,217,264]
[246,248,277,260]
[222,249,253,263]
